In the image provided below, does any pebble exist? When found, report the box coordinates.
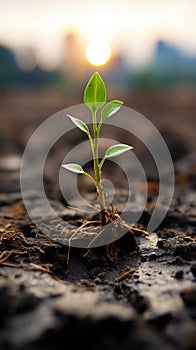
[157,239,165,248]
[181,288,196,307]
[0,155,21,171]
[174,270,184,279]
[190,263,196,277]
[174,242,196,261]
[148,252,158,261]
[186,216,196,226]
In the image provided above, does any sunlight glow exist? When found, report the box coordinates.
[85,39,112,67]
[0,1,195,69]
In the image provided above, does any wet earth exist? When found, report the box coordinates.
[0,151,195,350]
[0,88,196,349]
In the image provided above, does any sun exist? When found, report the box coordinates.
[85,39,112,67]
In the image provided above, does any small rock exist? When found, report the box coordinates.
[184,236,193,242]
[94,272,105,284]
[174,242,196,261]
[113,283,122,295]
[140,254,147,262]
[148,312,173,329]
[190,263,196,277]
[186,216,196,226]
[30,228,42,236]
[157,239,165,248]
[0,155,21,171]
[181,288,196,307]
[148,252,158,261]
[169,257,184,265]
[94,277,102,284]
[174,270,184,279]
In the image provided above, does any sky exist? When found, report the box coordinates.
[0,0,196,69]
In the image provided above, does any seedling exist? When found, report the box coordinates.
[62,72,133,225]
[61,72,148,262]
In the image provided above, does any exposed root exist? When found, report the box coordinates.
[66,220,100,265]
[115,268,136,282]
[122,222,149,237]
[129,226,149,237]
[66,245,71,265]
[0,230,65,282]
[0,249,28,265]
[106,243,119,261]
[65,202,149,264]
[0,231,29,246]
[82,249,91,258]
[67,203,100,213]
[100,202,119,225]
[0,260,64,282]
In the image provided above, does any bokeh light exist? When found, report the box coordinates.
[85,39,111,66]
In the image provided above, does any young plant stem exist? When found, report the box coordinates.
[92,110,106,212]
[63,72,133,230]
[83,172,96,186]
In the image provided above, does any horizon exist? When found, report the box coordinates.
[0,0,196,70]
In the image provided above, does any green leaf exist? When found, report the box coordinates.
[84,72,106,112]
[61,163,84,174]
[101,100,123,122]
[66,115,89,134]
[104,144,133,159]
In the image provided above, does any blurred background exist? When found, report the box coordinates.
[0,0,195,189]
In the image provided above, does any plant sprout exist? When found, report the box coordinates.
[62,72,133,225]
